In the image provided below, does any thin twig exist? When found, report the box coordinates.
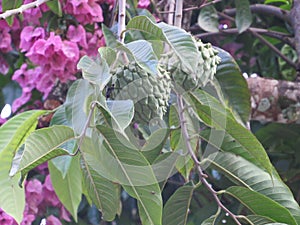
[174,0,183,27]
[249,30,297,69]
[176,94,242,225]
[223,4,290,23]
[158,0,221,14]
[0,0,50,19]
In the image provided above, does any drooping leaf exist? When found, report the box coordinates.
[226,186,297,225]
[235,0,252,33]
[169,105,181,150]
[77,55,110,90]
[201,216,217,225]
[141,128,170,163]
[197,5,219,32]
[80,136,121,221]
[98,47,117,67]
[46,0,62,16]
[162,184,194,225]
[189,90,273,175]
[50,106,76,178]
[213,47,251,123]
[96,99,134,133]
[95,125,163,225]
[16,125,75,177]
[102,24,118,48]
[202,152,300,223]
[0,110,46,223]
[126,16,200,74]
[49,155,82,221]
[64,79,95,136]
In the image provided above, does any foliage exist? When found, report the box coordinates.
[0,0,299,225]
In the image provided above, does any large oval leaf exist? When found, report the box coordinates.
[197,5,219,32]
[214,47,251,123]
[235,0,252,33]
[203,152,300,223]
[0,110,46,223]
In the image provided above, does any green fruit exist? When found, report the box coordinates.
[168,40,221,91]
[112,62,171,124]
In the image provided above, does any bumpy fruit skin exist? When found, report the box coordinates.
[169,40,221,91]
[112,63,171,124]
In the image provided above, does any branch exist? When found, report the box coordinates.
[176,94,242,225]
[290,0,300,71]
[247,77,300,123]
[174,0,183,27]
[118,0,126,42]
[223,4,290,23]
[0,0,50,19]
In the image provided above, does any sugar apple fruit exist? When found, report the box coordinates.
[111,62,171,124]
[167,40,221,91]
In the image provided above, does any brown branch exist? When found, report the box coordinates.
[247,77,300,123]
[177,94,242,225]
[223,4,290,23]
[290,0,300,71]
[0,0,50,19]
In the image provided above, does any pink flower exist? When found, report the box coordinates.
[46,215,62,225]
[42,175,60,207]
[20,214,35,225]
[12,91,32,113]
[0,29,12,53]
[34,162,49,175]
[84,27,105,57]
[0,117,6,125]
[67,25,88,49]
[63,0,103,25]
[22,0,43,25]
[0,208,18,225]
[0,54,9,74]
[137,0,150,8]
[20,26,45,52]
[24,179,44,214]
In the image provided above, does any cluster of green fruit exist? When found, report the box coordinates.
[111,40,221,124]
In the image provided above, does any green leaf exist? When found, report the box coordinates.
[201,216,217,225]
[125,40,158,75]
[2,0,22,25]
[16,125,75,177]
[246,215,279,225]
[197,5,219,32]
[102,24,118,48]
[80,136,121,221]
[98,47,117,67]
[0,110,46,223]
[96,125,163,225]
[214,47,251,123]
[162,184,194,225]
[50,106,76,178]
[126,16,200,74]
[46,0,62,16]
[169,105,181,150]
[226,186,297,224]
[49,155,82,221]
[202,152,300,223]
[96,100,134,133]
[141,128,170,163]
[64,79,95,135]
[235,0,252,33]
[189,90,273,175]
[77,55,110,90]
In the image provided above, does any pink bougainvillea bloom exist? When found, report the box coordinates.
[34,162,49,175]
[20,214,35,225]
[0,54,9,74]
[63,0,103,25]
[59,206,71,222]
[24,179,44,214]
[0,117,6,125]
[12,91,32,113]
[46,215,62,225]
[67,25,88,49]
[84,27,105,57]
[137,0,150,8]
[20,26,45,52]
[43,175,60,207]
[0,208,18,225]
[0,30,12,53]
[22,0,43,25]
